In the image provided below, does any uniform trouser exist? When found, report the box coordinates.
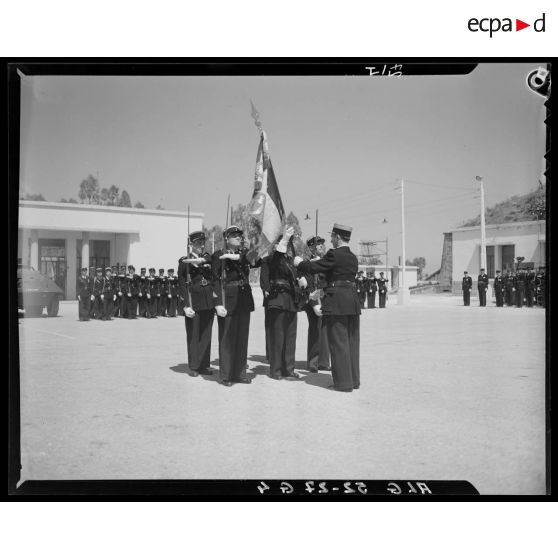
[156,295,167,316]
[367,291,376,308]
[516,287,525,308]
[325,314,360,391]
[101,297,114,319]
[305,305,330,371]
[218,311,251,382]
[268,309,297,377]
[463,290,470,306]
[92,297,102,318]
[525,290,533,307]
[478,288,487,306]
[495,290,504,307]
[505,288,514,306]
[148,296,157,317]
[264,307,271,361]
[185,309,215,371]
[167,295,177,317]
[357,292,366,309]
[78,296,91,320]
[113,296,121,317]
[379,292,387,308]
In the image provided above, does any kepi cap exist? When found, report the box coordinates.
[224,225,243,239]
[189,230,206,243]
[330,223,352,239]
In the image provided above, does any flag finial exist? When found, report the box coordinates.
[250,99,263,134]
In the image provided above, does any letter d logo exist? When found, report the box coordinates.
[534,13,545,32]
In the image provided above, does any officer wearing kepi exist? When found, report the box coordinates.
[355,270,367,309]
[125,265,138,319]
[462,271,472,306]
[295,223,360,393]
[366,271,377,309]
[505,269,515,306]
[477,267,489,307]
[157,268,167,317]
[377,271,388,308]
[212,225,255,387]
[77,266,93,321]
[178,230,216,376]
[138,267,148,317]
[493,270,505,307]
[167,268,178,317]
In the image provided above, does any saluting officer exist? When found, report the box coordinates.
[377,272,388,308]
[212,226,255,387]
[157,268,167,317]
[493,270,505,307]
[462,271,472,306]
[167,268,178,317]
[299,235,330,373]
[147,268,158,318]
[505,270,515,306]
[367,272,377,308]
[178,230,216,376]
[260,227,302,380]
[295,223,360,393]
[77,266,93,321]
[355,270,367,309]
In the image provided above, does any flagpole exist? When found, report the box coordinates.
[315,209,318,237]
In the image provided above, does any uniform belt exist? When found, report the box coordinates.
[327,280,356,288]
[226,280,247,287]
[192,278,211,287]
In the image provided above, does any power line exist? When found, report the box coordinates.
[404,178,474,191]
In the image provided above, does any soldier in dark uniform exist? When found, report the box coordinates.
[178,230,216,376]
[295,223,360,393]
[115,265,127,317]
[514,270,526,308]
[259,254,272,362]
[92,267,104,319]
[366,272,377,308]
[88,267,96,319]
[212,226,255,386]
[525,271,536,307]
[355,270,367,309]
[377,272,388,308]
[299,235,330,373]
[493,270,505,307]
[166,268,178,317]
[137,268,149,317]
[77,266,93,321]
[157,268,167,317]
[505,270,515,306]
[123,265,137,319]
[462,271,472,306]
[111,265,120,317]
[477,268,489,307]
[260,228,302,380]
[146,268,158,318]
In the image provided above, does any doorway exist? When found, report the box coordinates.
[39,239,67,298]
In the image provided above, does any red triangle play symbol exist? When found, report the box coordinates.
[516,19,530,31]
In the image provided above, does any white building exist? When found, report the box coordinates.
[18,201,204,300]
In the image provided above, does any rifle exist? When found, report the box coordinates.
[186,205,193,309]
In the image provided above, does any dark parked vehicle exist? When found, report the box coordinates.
[17,264,63,317]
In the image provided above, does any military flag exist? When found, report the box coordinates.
[244,103,286,263]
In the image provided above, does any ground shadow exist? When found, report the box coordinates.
[248,354,268,364]
[299,370,333,390]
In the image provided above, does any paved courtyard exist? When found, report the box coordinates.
[17,292,546,494]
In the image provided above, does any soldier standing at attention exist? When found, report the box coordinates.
[525,270,536,307]
[505,270,515,306]
[101,266,116,320]
[295,223,360,393]
[367,272,377,308]
[137,267,148,317]
[299,235,330,374]
[377,271,388,308]
[462,271,472,306]
[157,268,167,317]
[212,226,255,387]
[92,267,104,319]
[116,265,127,318]
[88,267,96,319]
[111,265,120,317]
[166,268,178,317]
[125,265,138,319]
[493,270,505,307]
[477,267,489,307]
[515,270,526,308]
[355,270,367,309]
[77,266,93,321]
[147,268,158,318]
[178,231,216,376]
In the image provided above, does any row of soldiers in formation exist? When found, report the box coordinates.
[76,265,183,320]
[354,270,389,308]
[462,268,546,307]
[174,224,360,391]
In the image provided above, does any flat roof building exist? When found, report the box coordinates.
[18,201,204,300]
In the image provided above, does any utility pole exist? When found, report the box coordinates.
[397,178,410,305]
[476,176,487,271]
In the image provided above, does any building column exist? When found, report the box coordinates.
[66,236,77,300]
[82,231,90,270]
[29,229,39,270]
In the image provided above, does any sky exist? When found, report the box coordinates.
[19,63,546,273]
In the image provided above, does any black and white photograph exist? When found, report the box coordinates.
[11,61,549,496]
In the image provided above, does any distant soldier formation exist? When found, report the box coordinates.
[462,266,545,308]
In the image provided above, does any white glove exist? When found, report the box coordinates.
[309,289,321,301]
[118,291,122,296]
[139,292,143,297]
[283,225,295,240]
[293,256,303,267]
[219,253,240,261]
[113,294,117,301]
[90,295,95,301]
[185,307,196,318]
[127,293,131,297]
[77,295,81,301]
[182,257,206,264]
[168,294,172,299]
[147,294,151,299]
[297,277,308,289]
[100,294,104,300]
[215,305,228,317]
[313,304,323,317]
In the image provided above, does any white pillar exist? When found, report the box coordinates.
[81,231,90,270]
[397,179,411,305]
[66,236,77,300]
[29,229,39,270]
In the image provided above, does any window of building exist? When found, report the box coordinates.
[501,245,515,272]
[486,245,495,278]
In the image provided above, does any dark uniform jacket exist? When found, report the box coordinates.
[116,273,126,294]
[178,252,215,311]
[462,276,473,291]
[156,275,167,297]
[355,276,366,293]
[477,273,489,290]
[298,256,328,308]
[138,275,148,296]
[168,274,179,296]
[261,249,300,312]
[94,276,114,297]
[494,275,505,292]
[77,275,92,297]
[297,246,360,316]
[146,275,157,296]
[377,277,388,293]
[211,249,255,315]
[368,277,377,292]
[514,272,526,290]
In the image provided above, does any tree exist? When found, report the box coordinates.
[134,201,145,209]
[68,198,78,204]
[156,204,165,210]
[119,190,132,207]
[78,174,100,204]
[21,193,46,201]
[100,188,110,205]
[60,198,68,203]
[108,185,120,206]
[406,257,426,280]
